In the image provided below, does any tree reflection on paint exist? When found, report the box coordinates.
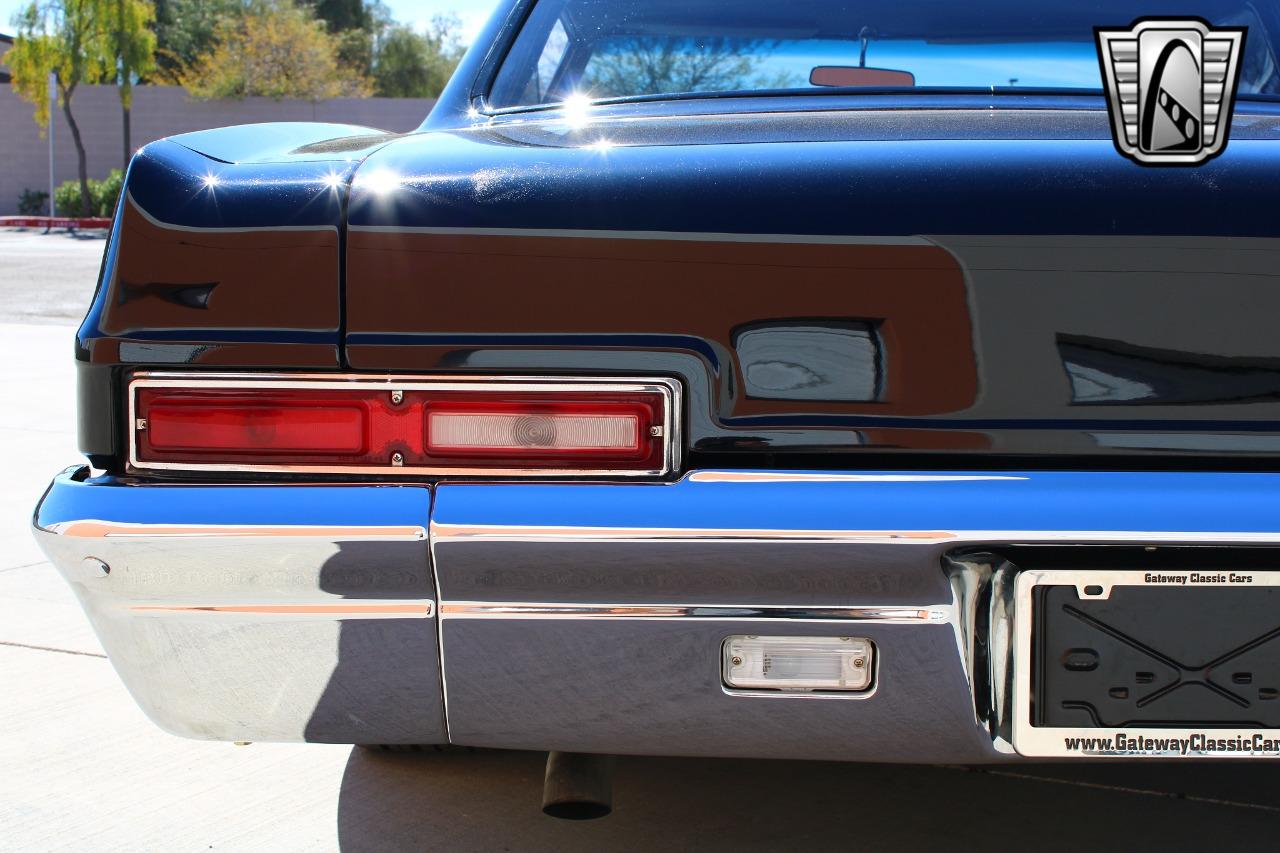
[580,37,798,98]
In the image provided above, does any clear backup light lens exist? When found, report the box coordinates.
[723,636,874,692]
[426,403,645,458]
[430,412,637,452]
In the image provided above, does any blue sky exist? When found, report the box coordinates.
[0,0,500,41]
[381,0,499,42]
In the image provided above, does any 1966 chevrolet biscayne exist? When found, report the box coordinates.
[31,0,1280,815]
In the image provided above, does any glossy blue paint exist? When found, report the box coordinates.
[170,122,397,165]
[352,110,1280,237]
[124,140,355,230]
[35,468,431,531]
[433,470,1280,534]
[77,135,361,355]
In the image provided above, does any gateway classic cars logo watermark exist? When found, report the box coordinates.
[1096,18,1247,165]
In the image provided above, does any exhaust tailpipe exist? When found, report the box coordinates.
[541,752,616,820]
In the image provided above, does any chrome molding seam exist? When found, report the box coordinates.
[127,372,682,478]
[32,468,447,744]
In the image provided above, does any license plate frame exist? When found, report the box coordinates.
[1013,568,1280,758]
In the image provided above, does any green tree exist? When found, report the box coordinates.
[304,1,391,81]
[152,0,239,81]
[7,0,113,217]
[109,0,157,170]
[333,26,374,77]
[373,15,463,99]
[178,0,372,100]
[303,0,367,32]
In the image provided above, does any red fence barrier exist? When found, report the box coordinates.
[0,216,113,230]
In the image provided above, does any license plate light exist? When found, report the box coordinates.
[723,635,874,692]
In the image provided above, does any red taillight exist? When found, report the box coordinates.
[148,403,367,454]
[132,376,677,476]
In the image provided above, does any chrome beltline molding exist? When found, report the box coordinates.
[440,601,951,623]
[127,372,682,479]
[430,523,1280,545]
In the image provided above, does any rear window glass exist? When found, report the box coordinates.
[488,0,1280,108]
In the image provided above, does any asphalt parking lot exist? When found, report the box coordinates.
[2,229,1280,851]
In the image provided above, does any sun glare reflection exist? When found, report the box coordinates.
[356,169,402,195]
[562,93,594,129]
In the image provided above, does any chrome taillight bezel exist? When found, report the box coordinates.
[127,372,682,478]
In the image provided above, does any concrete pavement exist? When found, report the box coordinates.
[0,319,361,851]
[2,233,1279,851]
[0,229,108,326]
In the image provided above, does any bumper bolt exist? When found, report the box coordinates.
[391,390,404,405]
[391,452,405,467]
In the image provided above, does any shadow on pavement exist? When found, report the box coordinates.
[336,748,1280,852]
[1,227,107,240]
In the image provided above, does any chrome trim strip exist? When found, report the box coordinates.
[1013,569,1280,759]
[127,191,340,235]
[127,372,682,479]
[45,520,427,540]
[346,224,930,246]
[130,601,434,618]
[687,472,1028,484]
[441,601,951,624]
[432,524,1280,545]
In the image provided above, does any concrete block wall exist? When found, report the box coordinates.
[0,84,434,214]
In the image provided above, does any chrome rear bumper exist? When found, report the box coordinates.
[32,467,444,744]
[34,467,1280,759]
